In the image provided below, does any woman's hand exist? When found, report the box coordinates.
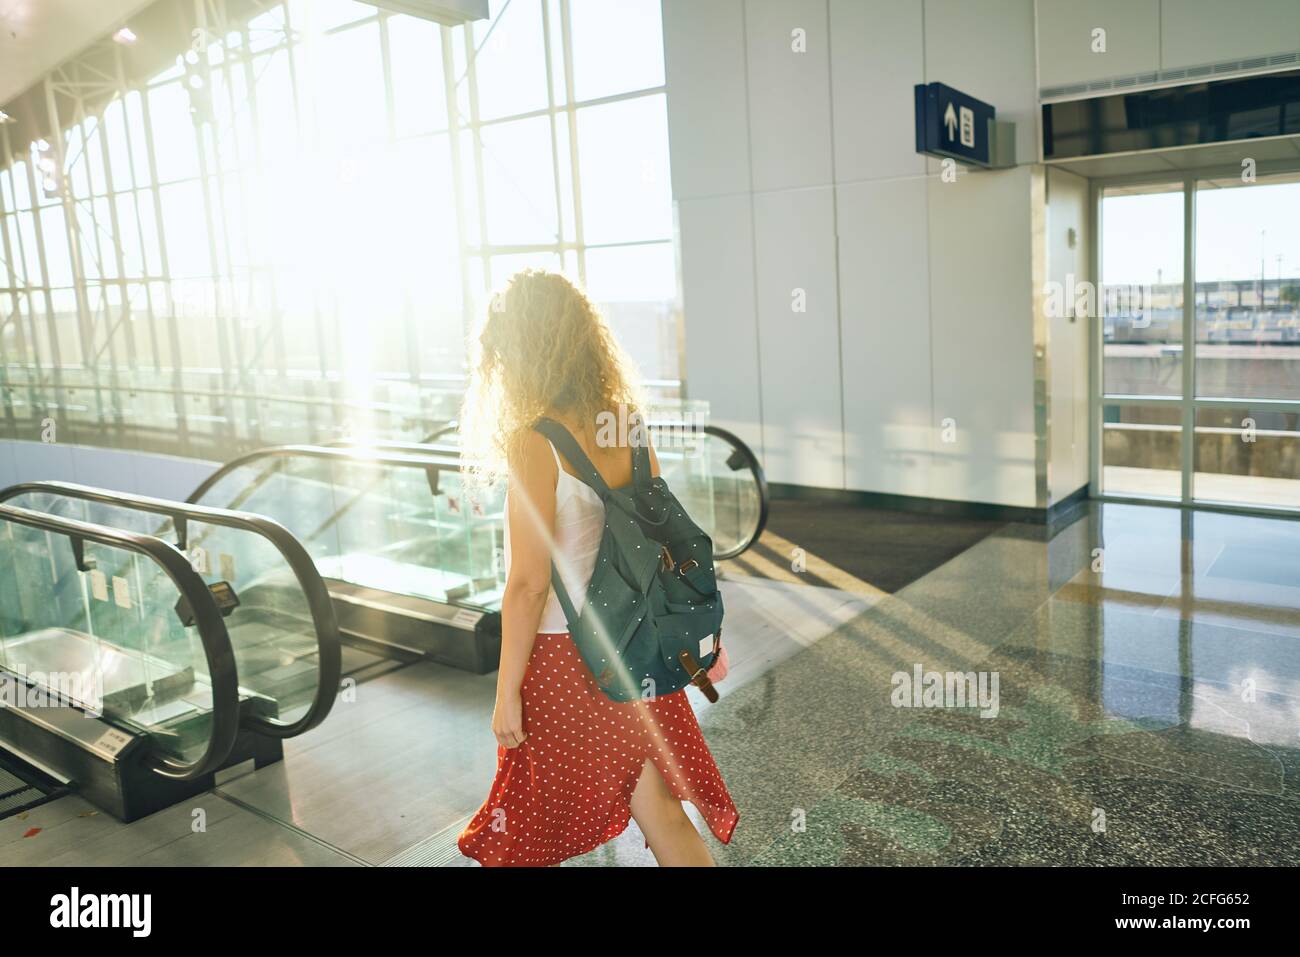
[492,689,527,749]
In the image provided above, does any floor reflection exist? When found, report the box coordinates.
[712,500,1300,866]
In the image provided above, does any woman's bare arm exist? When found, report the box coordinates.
[494,429,558,748]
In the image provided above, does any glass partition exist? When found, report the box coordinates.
[0,517,225,770]
[4,490,326,729]
[188,421,767,620]
[191,450,508,611]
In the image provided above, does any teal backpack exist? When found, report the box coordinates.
[534,416,724,703]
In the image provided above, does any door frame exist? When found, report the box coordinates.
[1088,158,1300,517]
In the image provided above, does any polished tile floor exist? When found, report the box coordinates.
[4,501,1298,866]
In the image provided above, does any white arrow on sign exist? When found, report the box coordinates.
[943,102,957,140]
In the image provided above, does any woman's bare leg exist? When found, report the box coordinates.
[630,759,716,866]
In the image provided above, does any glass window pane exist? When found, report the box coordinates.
[388,15,448,137]
[41,206,74,287]
[584,242,677,381]
[470,0,548,121]
[1101,403,1182,500]
[103,98,135,191]
[478,115,558,245]
[149,82,202,183]
[1101,183,1183,397]
[570,0,664,101]
[11,159,33,211]
[160,181,211,278]
[318,22,386,146]
[1195,173,1300,401]
[490,251,562,291]
[576,94,672,245]
[1194,406,1300,508]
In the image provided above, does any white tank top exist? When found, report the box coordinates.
[502,438,606,634]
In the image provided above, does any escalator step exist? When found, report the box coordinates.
[0,757,70,820]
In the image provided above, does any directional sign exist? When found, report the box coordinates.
[914,82,996,167]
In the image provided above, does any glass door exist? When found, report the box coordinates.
[1095,171,1300,511]
[1097,181,1186,501]
[1191,173,1300,508]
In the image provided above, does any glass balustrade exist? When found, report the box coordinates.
[0,486,338,735]
[0,506,239,778]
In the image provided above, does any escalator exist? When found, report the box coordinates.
[186,424,769,670]
[0,485,341,821]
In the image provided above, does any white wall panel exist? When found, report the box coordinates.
[662,0,753,200]
[743,0,834,191]
[927,166,1036,507]
[677,194,764,455]
[828,0,926,183]
[1161,0,1300,69]
[837,176,933,497]
[1036,0,1161,90]
[923,0,1037,166]
[751,185,843,488]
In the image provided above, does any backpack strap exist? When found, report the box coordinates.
[533,417,610,498]
[549,563,581,635]
[531,418,601,636]
[628,410,654,494]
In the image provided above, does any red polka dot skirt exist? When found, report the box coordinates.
[458,632,740,867]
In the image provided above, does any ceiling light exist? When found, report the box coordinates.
[113,27,137,44]
[0,110,10,123]
[36,139,50,152]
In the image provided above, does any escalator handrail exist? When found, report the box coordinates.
[690,423,769,559]
[188,421,768,577]
[186,444,461,507]
[410,422,769,560]
[0,503,240,782]
[0,481,341,740]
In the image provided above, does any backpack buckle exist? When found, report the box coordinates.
[677,649,719,703]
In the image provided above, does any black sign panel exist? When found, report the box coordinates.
[914,82,996,166]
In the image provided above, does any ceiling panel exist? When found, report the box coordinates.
[0,0,156,105]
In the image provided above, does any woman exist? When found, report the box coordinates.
[456,269,739,867]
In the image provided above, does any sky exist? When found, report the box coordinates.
[1103,180,1300,287]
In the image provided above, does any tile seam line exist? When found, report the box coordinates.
[212,788,373,866]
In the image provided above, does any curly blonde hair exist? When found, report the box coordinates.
[459,269,646,490]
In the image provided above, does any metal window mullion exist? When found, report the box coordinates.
[18,136,69,436]
[192,121,236,412]
[239,19,287,379]
[1192,396,1300,413]
[44,77,95,380]
[81,113,131,406]
[1181,175,1196,504]
[558,0,585,284]
[205,0,261,450]
[1,126,48,424]
[441,25,476,350]
[377,12,418,383]
[463,26,491,295]
[1089,178,1102,497]
[114,42,164,372]
[543,0,572,252]
[137,80,191,451]
[0,134,34,383]
[90,104,139,444]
